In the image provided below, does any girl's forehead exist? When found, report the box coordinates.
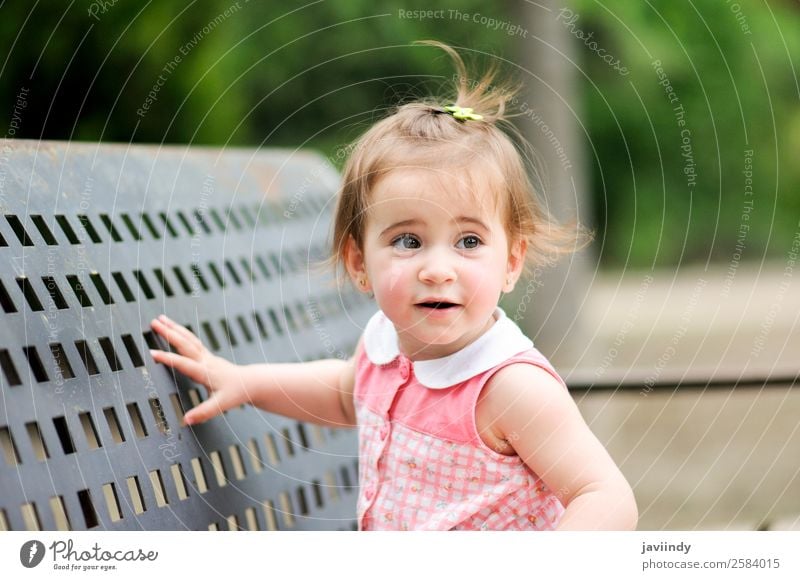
[368,167,501,215]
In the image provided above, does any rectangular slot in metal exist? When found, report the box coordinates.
[5,214,34,246]
[244,507,258,531]
[0,426,21,465]
[22,346,49,382]
[74,340,100,375]
[126,476,146,514]
[209,451,228,487]
[228,444,246,480]
[148,397,169,435]
[49,496,72,531]
[262,500,277,531]
[78,412,102,449]
[126,402,148,439]
[66,275,93,307]
[48,343,75,380]
[103,407,126,443]
[52,416,76,454]
[190,458,208,494]
[278,492,295,528]
[90,272,114,304]
[55,215,80,244]
[77,489,99,529]
[246,438,263,473]
[102,482,123,522]
[25,421,50,461]
[112,272,135,302]
[21,502,41,531]
[148,469,169,507]
[170,464,189,501]
[31,215,58,245]
[263,433,280,465]
[99,214,123,242]
[17,277,44,311]
[121,334,144,367]
[98,337,123,372]
[0,349,22,386]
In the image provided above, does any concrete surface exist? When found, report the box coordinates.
[539,262,799,530]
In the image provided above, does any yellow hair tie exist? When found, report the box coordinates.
[443,105,484,121]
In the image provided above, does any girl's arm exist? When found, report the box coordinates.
[483,364,638,530]
[149,315,357,428]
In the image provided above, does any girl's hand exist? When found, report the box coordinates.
[149,315,247,425]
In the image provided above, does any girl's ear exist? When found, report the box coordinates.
[344,235,372,293]
[503,238,527,293]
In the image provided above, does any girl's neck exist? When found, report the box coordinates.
[396,310,499,361]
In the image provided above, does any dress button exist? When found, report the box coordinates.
[399,358,410,380]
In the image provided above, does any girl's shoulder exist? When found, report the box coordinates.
[475,352,569,455]
[479,346,566,392]
[477,351,569,424]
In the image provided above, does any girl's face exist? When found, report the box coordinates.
[345,168,526,360]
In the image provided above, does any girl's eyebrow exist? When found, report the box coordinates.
[456,216,490,231]
[379,216,489,238]
[379,218,421,237]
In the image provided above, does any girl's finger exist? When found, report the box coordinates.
[149,349,208,385]
[150,319,200,358]
[158,315,204,350]
[183,391,235,425]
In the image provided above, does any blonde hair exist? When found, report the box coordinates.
[329,41,589,282]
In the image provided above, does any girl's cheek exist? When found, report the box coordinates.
[375,261,412,299]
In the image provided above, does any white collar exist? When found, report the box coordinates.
[362,307,534,389]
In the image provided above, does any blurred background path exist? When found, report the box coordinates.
[557,262,799,530]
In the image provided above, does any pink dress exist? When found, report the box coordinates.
[354,307,567,530]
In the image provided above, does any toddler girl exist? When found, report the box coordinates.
[149,43,637,531]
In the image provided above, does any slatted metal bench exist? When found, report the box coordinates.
[0,139,373,531]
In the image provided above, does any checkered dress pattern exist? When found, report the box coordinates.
[354,345,566,531]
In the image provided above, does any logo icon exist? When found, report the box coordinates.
[20,540,46,568]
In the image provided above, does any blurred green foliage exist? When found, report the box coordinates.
[569,0,800,267]
[0,0,797,268]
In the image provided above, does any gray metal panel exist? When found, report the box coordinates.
[0,140,373,531]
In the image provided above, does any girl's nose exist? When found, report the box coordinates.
[418,249,457,285]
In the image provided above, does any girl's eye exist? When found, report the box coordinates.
[392,234,421,250]
[457,235,482,250]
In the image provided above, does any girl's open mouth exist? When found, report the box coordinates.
[417,301,459,310]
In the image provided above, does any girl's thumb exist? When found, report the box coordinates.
[183,392,230,426]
